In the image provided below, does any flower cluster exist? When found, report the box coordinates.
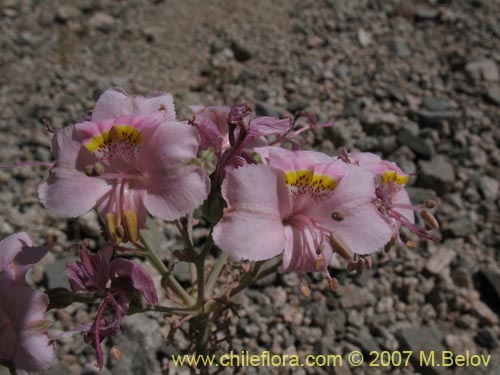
[0,88,439,373]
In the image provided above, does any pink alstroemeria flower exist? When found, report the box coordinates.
[0,233,55,375]
[349,152,439,244]
[91,88,176,123]
[213,148,393,278]
[39,114,210,244]
[65,243,158,369]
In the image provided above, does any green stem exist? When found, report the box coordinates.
[204,253,228,297]
[139,233,195,306]
[146,304,197,314]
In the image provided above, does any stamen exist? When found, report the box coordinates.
[329,234,353,261]
[84,162,105,177]
[406,240,417,249]
[105,213,123,245]
[110,346,123,361]
[420,209,439,230]
[331,211,345,221]
[425,199,436,209]
[299,281,311,297]
[315,257,324,270]
[329,277,339,291]
[122,210,139,243]
[316,244,324,255]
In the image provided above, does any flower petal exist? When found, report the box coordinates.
[142,122,210,220]
[15,332,55,374]
[213,164,290,261]
[91,89,134,122]
[38,125,111,217]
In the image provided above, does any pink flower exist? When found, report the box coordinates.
[349,152,439,243]
[65,243,158,369]
[0,233,55,375]
[39,114,210,244]
[213,148,393,277]
[91,88,176,123]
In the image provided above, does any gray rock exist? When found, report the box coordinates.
[45,257,77,289]
[478,175,499,200]
[396,327,446,374]
[486,84,500,105]
[386,82,407,104]
[389,38,411,58]
[475,269,500,315]
[475,328,499,349]
[351,330,381,354]
[89,12,116,33]
[56,5,80,21]
[447,217,474,238]
[287,99,309,113]
[172,261,191,283]
[397,128,434,159]
[466,59,499,82]
[422,97,455,112]
[418,155,455,194]
[425,248,456,275]
[414,6,439,20]
[255,102,282,118]
[415,109,461,128]
[110,315,163,375]
[230,39,253,62]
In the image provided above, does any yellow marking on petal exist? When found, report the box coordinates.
[84,125,143,153]
[284,169,337,190]
[382,170,409,185]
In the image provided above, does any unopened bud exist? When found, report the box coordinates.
[110,346,123,361]
[329,277,339,291]
[121,210,139,243]
[329,234,353,261]
[299,282,311,297]
[105,213,123,245]
[46,288,73,310]
[420,209,439,230]
[331,211,345,221]
[406,240,417,249]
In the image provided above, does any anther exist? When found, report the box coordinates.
[406,240,417,249]
[316,244,324,255]
[299,282,311,297]
[425,199,436,209]
[315,257,324,270]
[329,234,353,261]
[329,277,339,291]
[420,209,439,230]
[105,213,123,245]
[84,164,95,176]
[110,346,123,361]
[115,225,125,239]
[331,211,345,221]
[122,210,139,243]
[94,162,105,176]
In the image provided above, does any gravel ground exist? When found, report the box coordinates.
[1,0,500,374]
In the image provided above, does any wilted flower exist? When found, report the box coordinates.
[65,243,158,368]
[0,233,54,375]
[213,148,393,278]
[39,113,210,244]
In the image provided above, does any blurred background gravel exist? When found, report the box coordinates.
[1,0,499,374]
